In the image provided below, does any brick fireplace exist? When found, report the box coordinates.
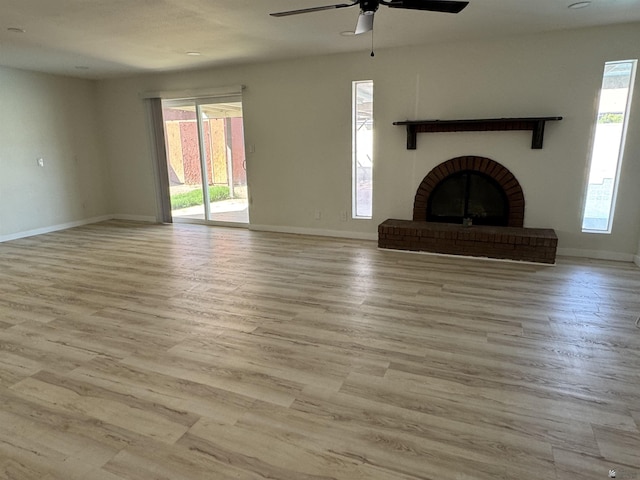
[378,156,558,264]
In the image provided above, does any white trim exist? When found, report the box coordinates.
[249,224,378,241]
[352,80,374,221]
[172,217,249,228]
[557,247,635,263]
[112,214,158,223]
[580,59,637,233]
[0,215,113,243]
[4,216,635,268]
[140,85,245,100]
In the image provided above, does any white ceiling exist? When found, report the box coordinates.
[1,0,639,79]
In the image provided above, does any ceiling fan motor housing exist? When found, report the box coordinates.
[361,0,380,13]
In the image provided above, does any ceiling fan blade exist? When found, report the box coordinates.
[354,12,375,34]
[381,0,469,14]
[270,1,359,17]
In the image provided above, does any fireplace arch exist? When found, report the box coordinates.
[413,156,525,227]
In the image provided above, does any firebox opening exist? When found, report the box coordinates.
[427,171,509,226]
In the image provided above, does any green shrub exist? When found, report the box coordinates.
[170,186,231,209]
[598,112,623,124]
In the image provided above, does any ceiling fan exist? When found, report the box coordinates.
[270,0,469,35]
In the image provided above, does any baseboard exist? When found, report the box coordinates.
[0,214,114,243]
[557,247,635,263]
[112,214,158,223]
[249,224,378,241]
[5,218,636,267]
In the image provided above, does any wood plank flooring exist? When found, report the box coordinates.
[0,220,639,479]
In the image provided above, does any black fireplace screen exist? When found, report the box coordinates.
[427,171,508,226]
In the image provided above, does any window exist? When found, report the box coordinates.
[352,81,373,219]
[582,60,637,233]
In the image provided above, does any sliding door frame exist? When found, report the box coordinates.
[150,92,248,226]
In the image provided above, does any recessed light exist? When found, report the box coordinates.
[568,1,591,8]
[186,51,201,56]
[340,31,355,37]
[7,27,26,33]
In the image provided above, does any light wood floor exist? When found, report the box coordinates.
[0,220,639,480]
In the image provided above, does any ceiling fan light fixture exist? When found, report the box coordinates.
[355,11,375,34]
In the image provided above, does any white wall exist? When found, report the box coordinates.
[0,67,110,240]
[98,22,640,260]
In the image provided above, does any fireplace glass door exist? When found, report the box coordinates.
[427,171,508,226]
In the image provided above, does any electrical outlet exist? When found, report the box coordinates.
[340,211,347,221]
[314,210,321,220]
[37,158,44,167]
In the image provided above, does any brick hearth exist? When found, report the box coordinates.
[378,219,558,264]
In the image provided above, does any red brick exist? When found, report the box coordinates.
[377,219,556,264]
[486,161,501,178]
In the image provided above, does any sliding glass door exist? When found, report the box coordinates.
[162,96,248,224]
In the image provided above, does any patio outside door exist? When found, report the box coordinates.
[162,96,248,225]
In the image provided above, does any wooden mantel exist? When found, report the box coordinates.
[393,117,562,150]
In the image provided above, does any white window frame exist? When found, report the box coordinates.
[352,80,374,220]
[582,59,637,234]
